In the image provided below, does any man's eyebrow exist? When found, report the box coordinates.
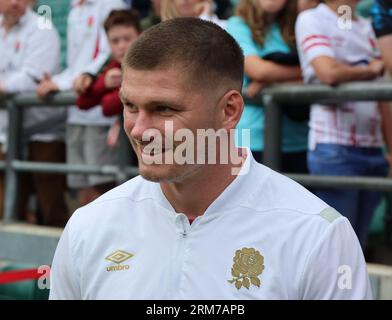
[119,94,184,110]
[146,100,184,109]
[119,91,133,105]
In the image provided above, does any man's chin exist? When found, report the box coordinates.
[139,171,164,183]
[138,161,203,184]
[138,164,175,183]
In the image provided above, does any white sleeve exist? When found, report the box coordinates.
[51,10,75,91]
[2,27,60,93]
[295,11,335,64]
[49,216,81,300]
[300,217,373,300]
[52,69,76,92]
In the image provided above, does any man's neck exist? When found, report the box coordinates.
[160,149,246,220]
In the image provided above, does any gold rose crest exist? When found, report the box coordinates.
[228,247,264,290]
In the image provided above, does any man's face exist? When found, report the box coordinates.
[121,67,222,183]
[1,0,30,21]
[107,26,139,64]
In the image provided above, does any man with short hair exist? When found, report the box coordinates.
[50,18,372,300]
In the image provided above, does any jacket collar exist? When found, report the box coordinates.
[149,149,269,219]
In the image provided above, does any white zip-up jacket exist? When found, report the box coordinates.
[50,151,373,299]
[52,0,126,126]
[0,9,66,144]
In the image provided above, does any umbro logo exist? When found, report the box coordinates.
[105,250,134,272]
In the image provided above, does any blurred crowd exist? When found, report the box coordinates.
[0,0,391,249]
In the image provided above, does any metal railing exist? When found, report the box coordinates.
[0,92,139,222]
[260,80,392,247]
[261,81,392,170]
[0,81,392,225]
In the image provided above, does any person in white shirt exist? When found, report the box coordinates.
[50,18,373,300]
[0,0,69,226]
[36,0,127,207]
[295,0,392,247]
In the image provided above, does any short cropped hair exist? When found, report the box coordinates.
[123,18,244,92]
[104,9,141,34]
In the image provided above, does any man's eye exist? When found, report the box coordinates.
[156,106,173,113]
[125,104,138,112]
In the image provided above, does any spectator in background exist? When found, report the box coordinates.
[372,0,392,74]
[36,0,127,207]
[296,0,392,246]
[77,10,140,117]
[0,0,68,227]
[226,0,309,173]
[161,0,227,28]
[76,10,141,147]
[141,0,161,31]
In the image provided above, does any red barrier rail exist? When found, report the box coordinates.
[0,269,48,285]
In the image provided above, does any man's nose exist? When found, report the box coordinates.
[129,111,155,142]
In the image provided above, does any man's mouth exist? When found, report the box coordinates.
[140,145,169,156]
